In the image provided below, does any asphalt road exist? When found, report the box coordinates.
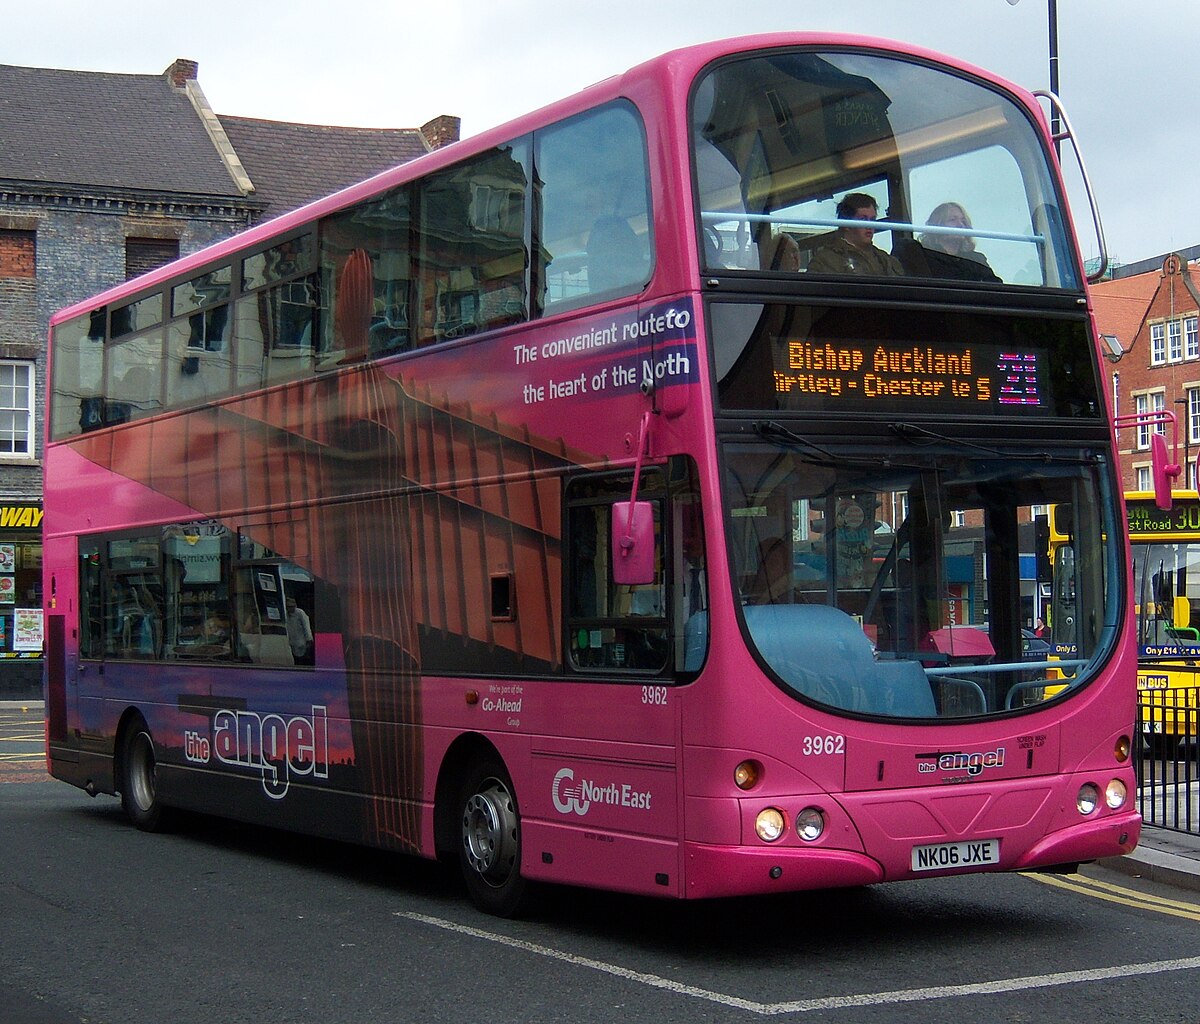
[3,707,1200,1024]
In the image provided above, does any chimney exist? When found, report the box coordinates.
[165,59,199,89]
[420,115,461,151]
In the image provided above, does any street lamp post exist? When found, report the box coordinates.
[1008,0,1061,153]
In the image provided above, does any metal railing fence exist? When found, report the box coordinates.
[1136,687,1200,836]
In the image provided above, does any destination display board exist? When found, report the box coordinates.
[712,302,1102,419]
[1126,494,1200,536]
[774,339,1042,408]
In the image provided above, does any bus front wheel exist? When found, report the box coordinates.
[120,721,167,832]
[457,757,528,916]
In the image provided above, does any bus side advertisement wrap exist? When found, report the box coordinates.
[433,298,700,438]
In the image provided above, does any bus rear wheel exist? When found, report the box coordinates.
[457,757,528,916]
[120,721,167,832]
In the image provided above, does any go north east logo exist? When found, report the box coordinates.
[551,767,652,815]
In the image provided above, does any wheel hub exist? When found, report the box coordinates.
[462,780,518,882]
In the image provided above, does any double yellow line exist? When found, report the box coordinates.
[1032,871,1200,921]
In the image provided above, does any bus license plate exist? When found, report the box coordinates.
[911,839,1000,871]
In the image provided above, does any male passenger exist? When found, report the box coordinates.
[807,193,904,277]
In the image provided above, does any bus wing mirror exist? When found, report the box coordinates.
[613,410,656,585]
[612,500,656,585]
[1114,411,1181,511]
[1150,431,1181,511]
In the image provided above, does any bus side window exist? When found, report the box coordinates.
[675,481,709,674]
[565,472,667,673]
[413,142,531,346]
[232,564,294,667]
[320,184,414,360]
[536,101,653,313]
[239,235,319,386]
[107,574,163,659]
[78,541,104,659]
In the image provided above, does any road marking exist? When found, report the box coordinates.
[1031,871,1200,921]
[397,911,1200,1015]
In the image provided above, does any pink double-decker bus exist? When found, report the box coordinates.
[44,34,1140,915]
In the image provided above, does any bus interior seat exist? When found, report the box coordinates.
[761,231,801,271]
[587,215,646,293]
[1006,679,1051,709]
[933,676,988,715]
[743,604,936,716]
[790,230,836,271]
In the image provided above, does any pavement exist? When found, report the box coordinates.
[1101,826,1200,893]
[4,700,1199,893]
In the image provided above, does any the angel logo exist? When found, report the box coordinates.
[552,767,590,815]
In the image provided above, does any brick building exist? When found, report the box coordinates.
[1092,251,1200,492]
[0,57,457,698]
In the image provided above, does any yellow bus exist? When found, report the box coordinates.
[1125,490,1200,746]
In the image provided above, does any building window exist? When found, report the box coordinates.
[0,230,35,279]
[1135,465,1151,491]
[1169,320,1184,362]
[125,237,179,280]
[1135,392,1165,450]
[1151,322,1166,365]
[1188,388,1200,448]
[1148,316,1199,365]
[0,362,34,456]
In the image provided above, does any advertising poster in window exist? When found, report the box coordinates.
[0,545,13,573]
[14,608,42,652]
[0,576,14,604]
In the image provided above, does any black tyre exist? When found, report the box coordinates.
[457,757,528,916]
[119,722,167,832]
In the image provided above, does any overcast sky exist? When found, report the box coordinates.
[3,1,1190,269]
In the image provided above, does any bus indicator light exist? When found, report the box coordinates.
[734,760,760,790]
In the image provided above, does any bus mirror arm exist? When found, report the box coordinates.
[612,411,656,586]
[1114,410,1181,510]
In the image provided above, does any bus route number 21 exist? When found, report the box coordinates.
[802,734,845,756]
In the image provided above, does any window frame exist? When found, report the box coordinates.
[563,468,670,677]
[0,360,35,459]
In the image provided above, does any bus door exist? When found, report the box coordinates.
[46,538,104,760]
[45,573,76,758]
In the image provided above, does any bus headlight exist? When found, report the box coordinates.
[795,807,825,842]
[755,808,786,842]
[1076,783,1100,815]
[1105,779,1128,810]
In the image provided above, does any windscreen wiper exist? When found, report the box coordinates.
[889,422,1097,464]
[753,420,833,459]
[755,420,925,471]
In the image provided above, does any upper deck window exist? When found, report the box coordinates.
[538,102,653,312]
[693,50,1079,290]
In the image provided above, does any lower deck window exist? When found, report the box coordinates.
[80,523,315,667]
